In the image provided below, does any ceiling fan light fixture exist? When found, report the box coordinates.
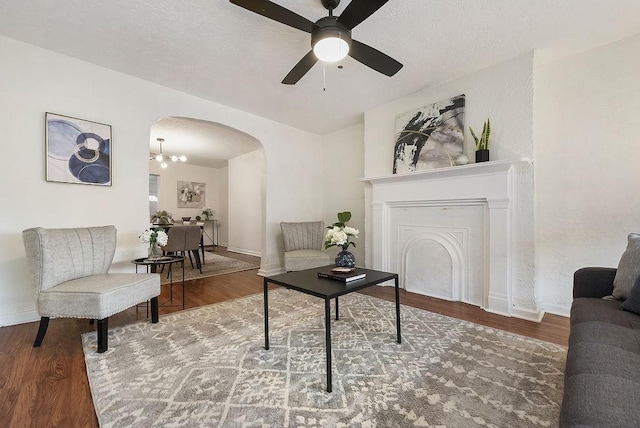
[313,35,349,62]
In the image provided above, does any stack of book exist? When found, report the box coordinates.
[317,267,366,282]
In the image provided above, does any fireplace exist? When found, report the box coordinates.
[362,159,538,320]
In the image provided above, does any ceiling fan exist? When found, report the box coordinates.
[229,0,403,84]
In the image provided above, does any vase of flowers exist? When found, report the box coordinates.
[324,211,359,268]
[139,227,169,260]
[202,207,214,220]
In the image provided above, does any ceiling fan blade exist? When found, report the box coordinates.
[337,0,389,30]
[349,39,402,77]
[229,0,315,33]
[282,50,318,84]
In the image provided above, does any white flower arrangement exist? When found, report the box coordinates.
[202,207,214,219]
[324,212,359,251]
[139,228,168,247]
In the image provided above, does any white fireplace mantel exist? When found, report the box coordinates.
[361,159,538,321]
[362,159,532,186]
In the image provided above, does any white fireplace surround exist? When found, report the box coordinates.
[362,159,539,321]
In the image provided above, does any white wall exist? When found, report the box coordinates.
[534,34,640,315]
[363,52,537,315]
[322,124,366,265]
[149,161,220,221]
[228,149,263,256]
[0,36,322,326]
[218,166,229,246]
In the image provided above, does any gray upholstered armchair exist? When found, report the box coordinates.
[22,225,161,353]
[280,221,331,271]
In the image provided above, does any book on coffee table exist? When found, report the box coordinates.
[317,268,366,282]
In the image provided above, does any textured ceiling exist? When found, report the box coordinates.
[1,0,639,164]
[151,117,261,168]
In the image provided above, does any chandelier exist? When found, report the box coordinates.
[151,138,186,168]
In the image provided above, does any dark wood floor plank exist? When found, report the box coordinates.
[0,247,569,427]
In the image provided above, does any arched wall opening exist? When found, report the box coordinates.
[148,116,266,264]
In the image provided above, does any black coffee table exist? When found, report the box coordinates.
[263,266,400,392]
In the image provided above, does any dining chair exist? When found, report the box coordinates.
[162,225,203,273]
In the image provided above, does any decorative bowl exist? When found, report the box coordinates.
[181,217,191,221]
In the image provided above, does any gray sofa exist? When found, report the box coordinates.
[560,267,640,427]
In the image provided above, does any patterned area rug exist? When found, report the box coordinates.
[82,289,566,427]
[160,252,259,284]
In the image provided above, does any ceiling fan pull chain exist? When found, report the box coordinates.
[323,62,326,91]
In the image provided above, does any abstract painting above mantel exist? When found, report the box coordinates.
[45,112,112,185]
[393,94,465,174]
[177,181,205,208]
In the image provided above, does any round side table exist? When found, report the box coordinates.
[132,255,185,310]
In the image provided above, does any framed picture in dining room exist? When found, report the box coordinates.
[392,94,465,174]
[45,112,112,185]
[177,181,205,208]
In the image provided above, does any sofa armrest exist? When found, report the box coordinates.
[573,267,617,299]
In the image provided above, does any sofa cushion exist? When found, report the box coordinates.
[568,321,640,354]
[565,340,640,381]
[622,277,640,315]
[570,297,640,329]
[560,373,640,427]
[612,232,640,300]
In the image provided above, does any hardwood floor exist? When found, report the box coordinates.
[0,247,569,427]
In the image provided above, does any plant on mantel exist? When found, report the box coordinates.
[470,118,491,163]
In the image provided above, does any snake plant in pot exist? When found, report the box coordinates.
[470,118,491,163]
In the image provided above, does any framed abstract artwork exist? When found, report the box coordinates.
[45,112,112,185]
[177,181,205,208]
[392,94,465,174]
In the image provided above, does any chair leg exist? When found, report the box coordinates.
[193,250,202,273]
[187,251,195,269]
[33,317,50,347]
[97,318,108,353]
[151,297,159,323]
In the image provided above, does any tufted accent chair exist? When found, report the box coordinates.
[280,221,331,271]
[22,225,160,353]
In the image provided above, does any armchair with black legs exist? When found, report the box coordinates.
[22,225,160,353]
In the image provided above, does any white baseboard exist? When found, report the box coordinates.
[258,267,285,277]
[0,309,39,327]
[542,303,570,318]
[511,306,545,323]
[226,247,261,258]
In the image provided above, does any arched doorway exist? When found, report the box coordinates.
[148,116,265,262]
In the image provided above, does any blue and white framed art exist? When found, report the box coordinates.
[45,112,112,185]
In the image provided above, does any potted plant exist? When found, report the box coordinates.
[150,210,173,225]
[324,211,359,268]
[470,118,491,163]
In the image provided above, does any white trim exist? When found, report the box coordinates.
[0,309,39,327]
[226,247,261,258]
[542,303,571,318]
